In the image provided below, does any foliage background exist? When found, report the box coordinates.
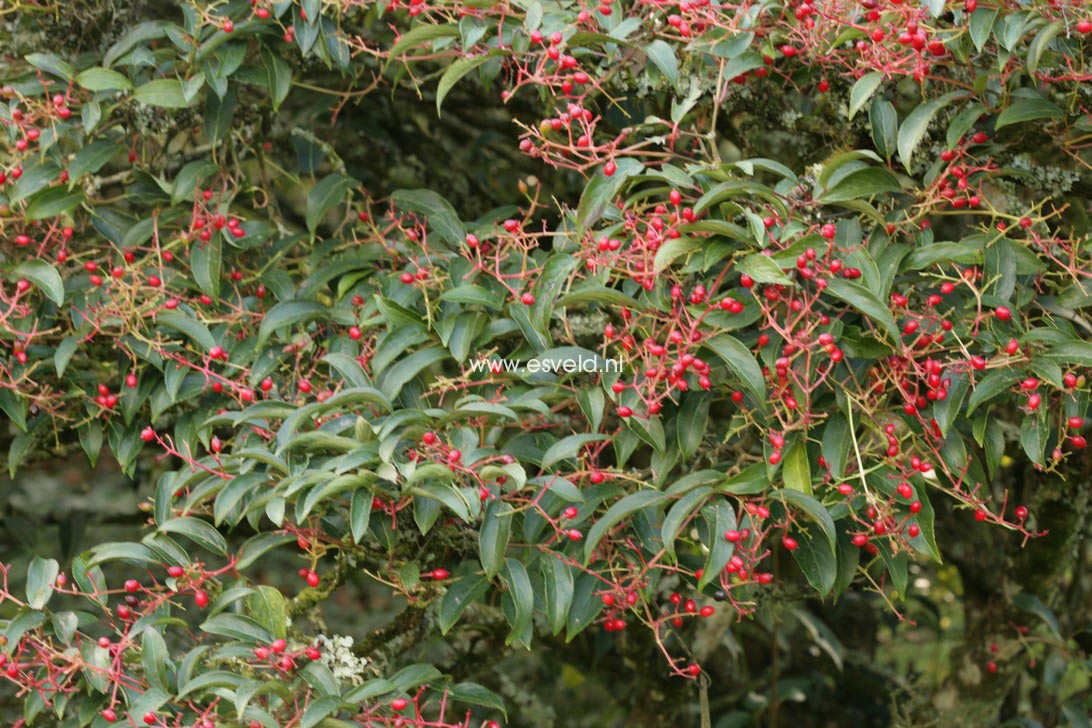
[1,0,1092,727]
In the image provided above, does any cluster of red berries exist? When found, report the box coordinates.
[253,637,322,673]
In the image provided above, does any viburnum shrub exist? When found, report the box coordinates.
[2,0,1091,725]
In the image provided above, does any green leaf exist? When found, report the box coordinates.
[69,141,122,180]
[566,571,606,641]
[501,558,533,646]
[350,488,373,543]
[676,392,710,459]
[770,489,837,551]
[159,516,228,555]
[480,501,513,578]
[848,72,883,118]
[258,300,330,345]
[54,336,79,376]
[736,253,792,285]
[653,236,702,274]
[26,52,75,80]
[4,610,45,654]
[1020,415,1047,465]
[782,439,812,495]
[306,173,357,234]
[200,614,274,644]
[969,7,998,52]
[575,157,642,232]
[25,186,84,221]
[171,160,218,205]
[643,40,679,89]
[104,21,168,67]
[1011,593,1062,640]
[237,533,296,569]
[995,97,1063,129]
[897,93,959,171]
[247,586,287,641]
[261,46,293,111]
[439,573,491,634]
[661,487,712,560]
[699,499,737,589]
[25,557,58,610]
[822,167,902,203]
[824,277,899,341]
[541,434,608,469]
[869,98,897,157]
[584,491,668,564]
[389,23,460,57]
[791,522,838,595]
[436,53,498,115]
[721,50,765,81]
[141,629,170,691]
[1047,339,1092,367]
[901,241,982,270]
[822,414,851,479]
[300,696,342,728]
[88,541,161,566]
[448,682,507,718]
[191,239,221,298]
[14,260,65,305]
[934,370,969,437]
[703,334,767,409]
[177,671,243,699]
[1027,21,1063,76]
[541,557,574,636]
[390,189,465,245]
[134,78,193,108]
[389,663,442,693]
[75,67,132,91]
[156,310,216,350]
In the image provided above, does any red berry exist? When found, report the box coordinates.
[782,536,798,551]
[392,697,409,711]
[194,590,209,607]
[124,579,139,592]
[167,565,184,578]
[270,639,287,653]
[994,306,1011,321]
[520,292,536,305]
[430,568,450,580]
[102,709,118,723]
[306,571,320,587]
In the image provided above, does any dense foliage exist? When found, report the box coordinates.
[2,0,1092,725]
